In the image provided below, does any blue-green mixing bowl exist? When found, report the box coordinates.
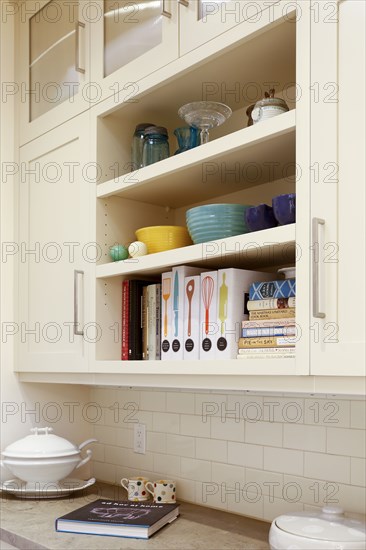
[186,203,252,244]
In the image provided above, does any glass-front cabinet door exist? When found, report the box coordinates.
[17,0,90,144]
[179,0,278,56]
[90,0,179,103]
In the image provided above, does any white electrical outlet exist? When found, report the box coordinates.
[134,423,146,454]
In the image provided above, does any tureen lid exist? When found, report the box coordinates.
[275,507,366,543]
[2,427,80,458]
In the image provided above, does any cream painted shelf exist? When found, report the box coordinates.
[97,110,295,208]
[96,224,296,278]
[17,369,366,395]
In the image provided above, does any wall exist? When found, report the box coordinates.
[91,387,365,522]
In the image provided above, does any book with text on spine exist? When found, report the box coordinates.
[242,318,296,328]
[128,280,152,361]
[238,346,296,354]
[55,499,180,539]
[147,284,161,361]
[236,352,295,359]
[238,336,297,348]
[249,278,296,300]
[249,308,296,320]
[121,280,130,361]
[247,297,296,311]
[242,325,296,338]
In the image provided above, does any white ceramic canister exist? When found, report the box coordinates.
[269,506,366,550]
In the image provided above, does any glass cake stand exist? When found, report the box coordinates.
[178,101,232,144]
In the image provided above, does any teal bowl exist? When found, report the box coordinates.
[186,203,252,244]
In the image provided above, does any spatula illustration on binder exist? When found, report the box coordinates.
[202,275,214,335]
[186,279,195,337]
[162,277,171,338]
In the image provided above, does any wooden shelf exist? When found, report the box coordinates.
[97,110,295,208]
[96,224,296,278]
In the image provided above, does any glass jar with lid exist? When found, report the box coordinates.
[142,126,170,167]
[131,123,154,170]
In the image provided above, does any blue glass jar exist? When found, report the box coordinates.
[173,126,199,155]
[131,123,154,170]
[142,126,170,167]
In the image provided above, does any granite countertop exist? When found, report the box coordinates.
[0,482,270,550]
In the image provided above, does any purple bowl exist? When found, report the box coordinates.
[272,193,296,225]
[245,204,278,232]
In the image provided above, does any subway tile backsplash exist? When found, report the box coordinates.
[91,388,366,522]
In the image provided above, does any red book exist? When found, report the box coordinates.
[121,280,130,360]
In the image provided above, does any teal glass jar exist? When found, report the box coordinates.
[142,126,170,167]
[173,126,199,155]
[131,123,154,170]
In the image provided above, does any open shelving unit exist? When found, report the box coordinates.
[91,11,300,377]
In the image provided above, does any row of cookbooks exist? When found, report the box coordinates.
[238,276,296,359]
[121,266,295,361]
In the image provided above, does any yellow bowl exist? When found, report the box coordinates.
[135,225,193,254]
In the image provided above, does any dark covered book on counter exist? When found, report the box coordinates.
[55,499,180,539]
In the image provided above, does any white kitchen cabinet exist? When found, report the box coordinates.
[17,0,90,145]
[309,0,365,377]
[90,0,179,104]
[17,113,93,372]
[14,2,365,392]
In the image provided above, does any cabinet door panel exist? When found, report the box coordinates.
[18,0,90,144]
[179,0,278,56]
[310,0,365,375]
[90,0,179,103]
[18,115,92,372]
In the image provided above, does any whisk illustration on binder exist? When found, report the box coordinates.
[202,275,214,335]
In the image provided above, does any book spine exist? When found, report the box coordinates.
[128,280,137,360]
[249,279,296,300]
[238,336,297,348]
[129,280,148,361]
[142,286,148,360]
[236,353,295,359]
[242,326,296,338]
[237,346,296,354]
[249,308,296,320]
[156,284,162,360]
[147,285,156,360]
[247,297,296,310]
[242,318,296,328]
[121,280,129,360]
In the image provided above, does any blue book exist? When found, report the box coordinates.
[242,326,296,338]
[249,279,296,300]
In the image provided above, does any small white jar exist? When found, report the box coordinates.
[252,96,289,124]
[269,506,366,550]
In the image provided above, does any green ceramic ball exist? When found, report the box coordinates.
[109,244,128,261]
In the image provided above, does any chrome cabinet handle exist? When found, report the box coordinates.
[312,218,326,319]
[74,270,84,336]
[178,0,189,6]
[75,21,85,74]
[162,0,172,17]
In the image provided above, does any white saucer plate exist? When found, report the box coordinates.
[0,477,96,499]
